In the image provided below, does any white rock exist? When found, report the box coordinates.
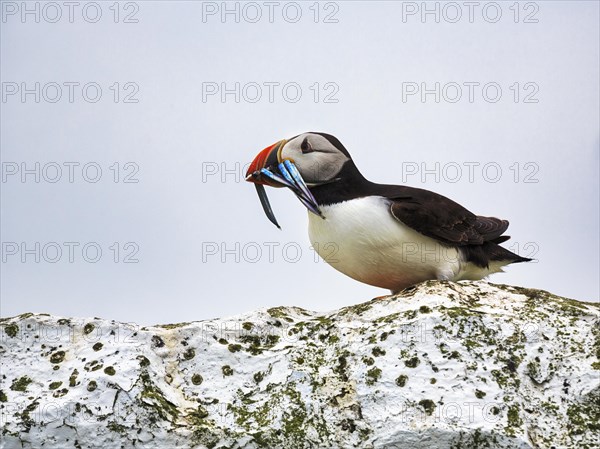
[1,281,599,449]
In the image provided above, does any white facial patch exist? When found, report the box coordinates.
[280,133,350,184]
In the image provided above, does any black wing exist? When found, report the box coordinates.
[386,186,509,246]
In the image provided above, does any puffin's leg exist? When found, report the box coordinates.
[371,292,394,300]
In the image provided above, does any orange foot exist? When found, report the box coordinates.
[373,294,391,300]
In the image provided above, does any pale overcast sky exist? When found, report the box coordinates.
[1,1,598,325]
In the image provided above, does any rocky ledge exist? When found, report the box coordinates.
[1,281,599,449]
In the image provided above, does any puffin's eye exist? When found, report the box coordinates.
[301,138,313,154]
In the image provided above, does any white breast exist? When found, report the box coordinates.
[308,196,472,292]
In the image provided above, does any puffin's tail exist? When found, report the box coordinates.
[464,237,533,268]
[490,236,533,263]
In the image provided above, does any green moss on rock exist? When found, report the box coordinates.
[69,369,79,387]
[404,356,420,368]
[366,367,382,386]
[192,374,204,385]
[372,347,386,357]
[10,376,32,392]
[419,399,436,416]
[267,307,294,322]
[183,348,196,360]
[228,344,242,353]
[506,404,523,436]
[85,360,103,372]
[265,335,280,346]
[395,375,408,387]
[157,322,191,330]
[107,421,127,434]
[139,371,179,422]
[566,388,600,436]
[362,356,375,366]
[50,351,65,364]
[190,405,209,420]
[4,323,18,338]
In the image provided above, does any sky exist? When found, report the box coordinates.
[1,1,599,325]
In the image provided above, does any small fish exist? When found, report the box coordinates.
[250,160,323,228]
[283,160,323,217]
[259,168,295,189]
[254,183,281,229]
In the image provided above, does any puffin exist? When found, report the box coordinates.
[245,132,531,293]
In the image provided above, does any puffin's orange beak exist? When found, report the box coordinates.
[245,139,286,186]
